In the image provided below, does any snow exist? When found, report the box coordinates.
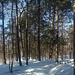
[0,59,74,75]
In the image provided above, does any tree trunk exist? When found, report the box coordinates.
[18,12,23,58]
[65,45,66,59]
[15,42,18,61]
[73,0,75,75]
[61,10,64,60]
[1,2,6,64]
[10,0,14,73]
[48,41,50,60]
[34,23,37,59]
[26,0,28,65]
[23,31,26,58]
[38,0,41,61]
[28,33,30,59]
[53,5,55,28]
[56,0,59,63]
[15,0,22,66]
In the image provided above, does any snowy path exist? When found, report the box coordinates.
[0,59,74,75]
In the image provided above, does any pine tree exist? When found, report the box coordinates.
[26,0,28,65]
[38,0,41,61]
[15,0,22,66]
[55,0,59,63]
[1,0,6,64]
[73,0,75,75]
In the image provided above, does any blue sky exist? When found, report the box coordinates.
[0,0,73,31]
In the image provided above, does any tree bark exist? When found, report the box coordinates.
[73,0,75,75]
[38,0,41,61]
[10,0,14,72]
[48,41,50,60]
[53,5,55,28]
[1,2,6,64]
[26,0,28,65]
[56,0,59,63]
[61,10,64,60]
[28,33,30,59]
[15,0,22,66]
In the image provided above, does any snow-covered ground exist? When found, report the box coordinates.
[0,59,74,75]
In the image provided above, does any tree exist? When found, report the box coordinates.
[73,0,75,75]
[9,0,14,73]
[38,0,41,61]
[1,0,6,64]
[15,0,22,66]
[25,0,29,65]
[55,0,59,63]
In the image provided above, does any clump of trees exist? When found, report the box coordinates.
[0,0,75,74]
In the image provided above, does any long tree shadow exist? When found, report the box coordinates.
[0,59,74,75]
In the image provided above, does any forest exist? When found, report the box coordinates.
[0,0,75,75]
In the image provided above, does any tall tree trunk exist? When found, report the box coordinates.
[28,33,30,59]
[61,10,64,60]
[48,9,52,60]
[21,27,24,58]
[65,45,67,59]
[26,0,28,65]
[15,42,18,61]
[1,2,6,64]
[56,0,59,63]
[52,5,55,60]
[53,5,55,28]
[38,0,41,61]
[23,31,26,58]
[34,30,36,59]
[34,22,37,59]
[48,10,51,60]
[73,0,75,75]
[8,40,10,71]
[10,0,14,73]
[48,41,50,60]
[15,0,22,66]
[18,12,23,58]
[69,46,71,59]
